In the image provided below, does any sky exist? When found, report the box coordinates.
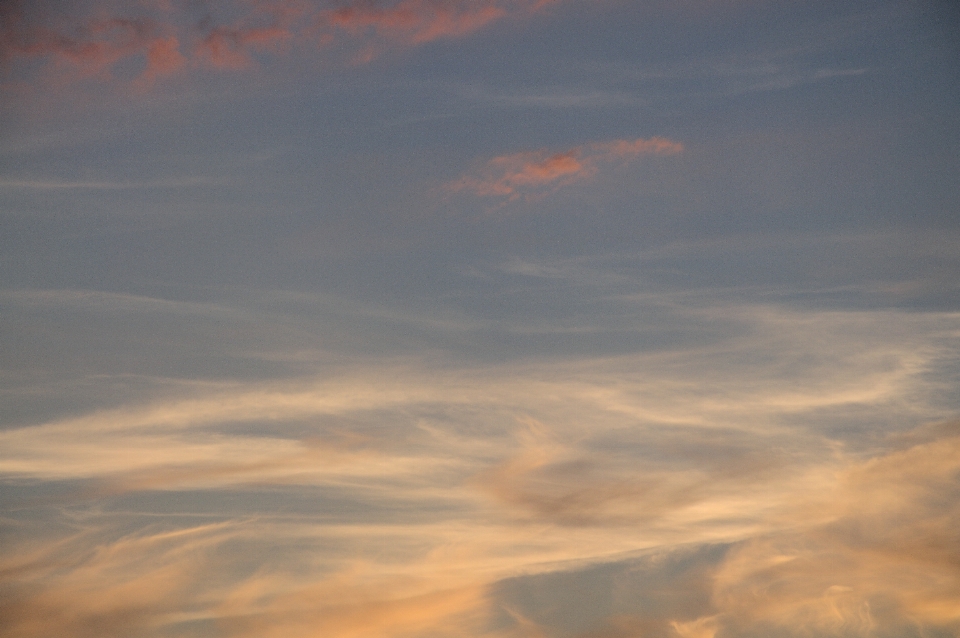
[1,0,959,636]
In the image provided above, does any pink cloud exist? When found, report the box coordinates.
[320,0,509,46]
[193,0,302,70]
[1,0,563,87]
[592,136,685,158]
[5,19,151,77]
[313,0,557,64]
[447,136,684,202]
[196,25,292,69]
[137,35,185,85]
[0,2,185,85]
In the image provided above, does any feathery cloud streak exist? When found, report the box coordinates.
[3,427,958,637]
[446,137,684,203]
[702,427,960,637]
[2,286,959,636]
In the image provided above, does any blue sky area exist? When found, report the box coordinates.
[1,1,959,636]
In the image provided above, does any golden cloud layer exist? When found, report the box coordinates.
[1,299,958,636]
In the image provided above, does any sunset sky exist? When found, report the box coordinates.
[1,1,959,636]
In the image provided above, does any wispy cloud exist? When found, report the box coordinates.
[0,519,240,637]
[0,176,225,190]
[457,85,645,109]
[704,426,960,636]
[481,426,960,637]
[3,296,956,508]
[3,423,958,637]
[2,284,958,637]
[446,137,683,203]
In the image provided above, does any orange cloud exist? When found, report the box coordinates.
[447,136,684,202]
[703,425,960,636]
[466,150,588,197]
[216,575,492,638]
[0,521,241,638]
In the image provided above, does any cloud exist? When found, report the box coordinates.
[3,294,956,489]
[195,25,293,69]
[1,0,562,87]
[0,176,222,190]
[2,288,958,636]
[702,424,960,637]
[471,424,960,638]
[137,34,186,85]
[279,0,558,65]
[457,85,645,109]
[0,2,183,86]
[216,576,492,638]
[0,516,504,638]
[0,521,242,638]
[474,416,716,527]
[320,0,508,44]
[6,422,957,638]
[446,137,683,203]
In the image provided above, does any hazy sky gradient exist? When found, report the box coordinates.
[1,0,959,636]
